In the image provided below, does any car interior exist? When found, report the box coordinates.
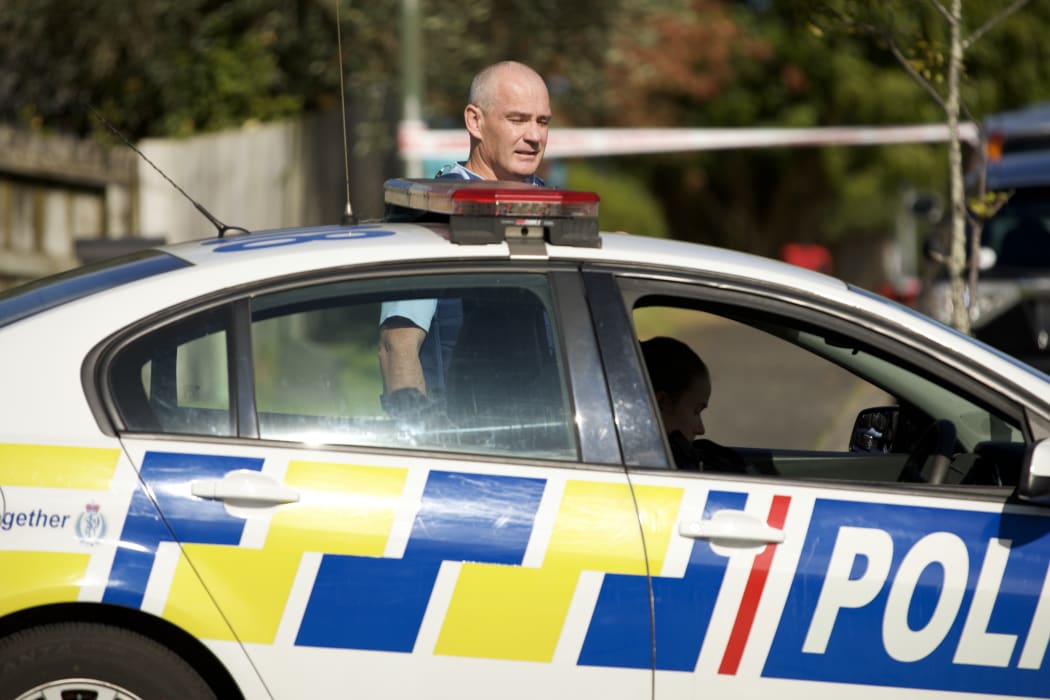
[632,300,1027,489]
[106,275,578,462]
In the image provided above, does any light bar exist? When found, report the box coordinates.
[384,178,601,248]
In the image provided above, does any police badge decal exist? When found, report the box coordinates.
[75,502,106,546]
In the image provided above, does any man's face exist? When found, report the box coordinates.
[466,69,551,181]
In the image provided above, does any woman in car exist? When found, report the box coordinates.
[641,336,752,473]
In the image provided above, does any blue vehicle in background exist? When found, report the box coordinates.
[925,102,1050,372]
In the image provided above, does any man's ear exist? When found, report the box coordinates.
[654,389,672,412]
[464,103,484,140]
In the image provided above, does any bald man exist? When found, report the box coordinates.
[436,61,551,184]
[379,62,550,416]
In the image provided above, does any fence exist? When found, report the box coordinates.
[0,125,137,287]
[0,108,397,289]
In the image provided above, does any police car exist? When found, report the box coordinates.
[2,178,1050,700]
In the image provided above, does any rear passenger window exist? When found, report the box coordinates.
[109,273,578,462]
[108,306,233,436]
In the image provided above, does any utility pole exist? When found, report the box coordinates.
[399,0,424,177]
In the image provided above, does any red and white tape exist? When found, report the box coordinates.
[398,121,979,161]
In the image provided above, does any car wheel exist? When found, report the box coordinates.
[0,622,217,700]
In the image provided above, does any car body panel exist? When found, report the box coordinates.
[4,196,1050,698]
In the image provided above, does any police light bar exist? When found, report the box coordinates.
[384,178,601,248]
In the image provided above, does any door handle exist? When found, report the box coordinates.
[191,469,300,506]
[678,509,784,545]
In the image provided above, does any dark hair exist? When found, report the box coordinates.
[640,336,708,400]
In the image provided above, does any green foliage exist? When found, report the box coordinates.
[419,0,621,126]
[2,0,1049,259]
[0,0,342,139]
[565,161,670,237]
[600,0,1050,253]
[968,189,1012,221]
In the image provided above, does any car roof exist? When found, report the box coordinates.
[984,101,1050,142]
[984,149,1050,191]
[4,214,1044,407]
[153,221,850,299]
[143,223,1049,394]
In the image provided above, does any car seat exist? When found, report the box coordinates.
[443,290,571,455]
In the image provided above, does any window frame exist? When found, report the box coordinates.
[582,265,1034,495]
[90,262,619,467]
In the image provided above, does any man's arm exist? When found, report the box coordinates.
[378,317,428,394]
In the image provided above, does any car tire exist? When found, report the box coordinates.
[0,622,217,700]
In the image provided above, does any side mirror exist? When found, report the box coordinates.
[850,406,899,453]
[1017,439,1050,504]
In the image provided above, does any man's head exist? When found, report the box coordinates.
[464,61,551,181]
[641,337,712,440]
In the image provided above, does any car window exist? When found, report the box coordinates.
[109,305,233,436]
[632,301,1024,485]
[109,273,578,462]
[635,305,888,451]
[979,188,1050,269]
[0,250,188,329]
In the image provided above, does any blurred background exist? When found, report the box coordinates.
[1,0,1048,295]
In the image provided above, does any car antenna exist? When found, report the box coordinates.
[336,0,357,226]
[88,104,250,239]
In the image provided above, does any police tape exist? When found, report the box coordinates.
[398,121,981,161]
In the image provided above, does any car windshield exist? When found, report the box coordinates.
[852,284,1050,381]
[979,187,1050,269]
[0,250,188,329]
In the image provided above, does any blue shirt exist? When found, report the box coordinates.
[380,164,542,400]
[436,162,545,186]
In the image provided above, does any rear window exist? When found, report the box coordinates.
[0,250,188,329]
[1002,135,1050,157]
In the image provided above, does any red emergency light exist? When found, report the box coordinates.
[384,178,601,248]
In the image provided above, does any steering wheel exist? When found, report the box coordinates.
[897,419,957,484]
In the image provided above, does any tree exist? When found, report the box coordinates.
[3,0,1048,281]
[588,0,953,260]
[0,0,349,140]
[804,0,1032,333]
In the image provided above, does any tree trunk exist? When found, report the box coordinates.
[946,0,970,334]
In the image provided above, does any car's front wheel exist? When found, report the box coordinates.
[0,622,217,700]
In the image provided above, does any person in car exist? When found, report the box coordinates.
[379,61,550,416]
[641,336,752,473]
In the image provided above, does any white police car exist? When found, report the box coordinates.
[2,179,1050,699]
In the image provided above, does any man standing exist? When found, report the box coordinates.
[378,61,551,415]
[435,60,551,184]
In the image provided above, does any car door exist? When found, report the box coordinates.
[587,269,1050,700]
[103,265,663,699]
